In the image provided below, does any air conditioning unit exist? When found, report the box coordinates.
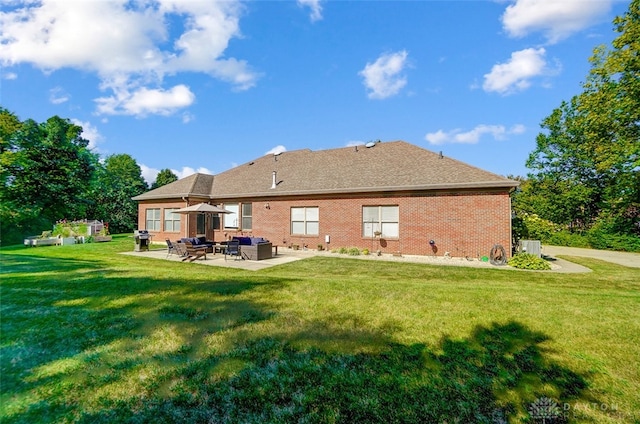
[518,240,541,257]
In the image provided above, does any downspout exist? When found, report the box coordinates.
[508,189,514,258]
[182,196,189,237]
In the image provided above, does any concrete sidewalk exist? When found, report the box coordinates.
[122,244,639,273]
[542,245,640,268]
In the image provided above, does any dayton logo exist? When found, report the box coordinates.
[528,396,561,423]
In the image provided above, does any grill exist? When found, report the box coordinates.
[134,230,152,252]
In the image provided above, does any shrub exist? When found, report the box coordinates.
[587,228,640,252]
[518,212,640,253]
[508,253,551,270]
[362,248,370,255]
[52,221,89,238]
[546,231,590,248]
[521,213,563,241]
[338,247,349,254]
[348,247,361,256]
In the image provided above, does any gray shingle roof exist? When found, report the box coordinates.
[133,141,518,201]
[132,173,214,200]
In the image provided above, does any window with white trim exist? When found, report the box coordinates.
[291,207,319,235]
[163,208,181,232]
[362,205,399,238]
[224,203,239,229]
[146,208,161,231]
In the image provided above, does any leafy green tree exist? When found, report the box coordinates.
[151,168,178,189]
[89,154,147,234]
[526,0,640,236]
[0,109,98,244]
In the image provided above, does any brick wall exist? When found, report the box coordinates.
[137,200,189,243]
[244,189,512,258]
[138,189,513,258]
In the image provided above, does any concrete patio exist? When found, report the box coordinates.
[122,246,316,271]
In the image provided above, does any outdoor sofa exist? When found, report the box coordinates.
[231,236,273,261]
[179,237,214,253]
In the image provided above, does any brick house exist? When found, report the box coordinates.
[133,140,518,257]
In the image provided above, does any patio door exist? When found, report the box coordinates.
[196,213,221,241]
[196,214,205,236]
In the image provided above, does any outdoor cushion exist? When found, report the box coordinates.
[232,236,269,246]
[232,237,252,245]
[180,237,207,246]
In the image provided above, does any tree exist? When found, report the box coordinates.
[0,109,98,244]
[526,0,640,235]
[89,154,147,234]
[151,168,178,189]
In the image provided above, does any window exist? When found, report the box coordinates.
[197,214,206,234]
[211,215,220,230]
[363,205,399,238]
[291,207,319,235]
[145,208,160,231]
[224,203,239,229]
[164,208,181,232]
[242,203,252,230]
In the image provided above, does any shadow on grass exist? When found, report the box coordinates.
[2,253,598,423]
[0,253,289,424]
[72,322,593,424]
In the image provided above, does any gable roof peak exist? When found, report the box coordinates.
[132,172,214,201]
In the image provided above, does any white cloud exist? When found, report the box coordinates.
[0,0,258,117]
[3,71,17,80]
[96,84,195,117]
[140,164,213,186]
[502,0,612,43]
[265,145,287,155]
[424,130,451,145]
[49,86,69,104]
[425,124,526,145]
[70,119,103,151]
[345,140,365,147]
[139,164,160,187]
[181,112,195,124]
[483,47,548,95]
[359,50,409,99]
[297,0,323,22]
[172,166,213,179]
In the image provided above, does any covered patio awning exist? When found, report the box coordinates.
[174,203,232,240]
[174,203,232,214]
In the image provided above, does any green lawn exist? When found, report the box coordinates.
[1,236,638,423]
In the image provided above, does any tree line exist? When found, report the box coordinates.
[0,109,178,245]
[1,1,638,250]
[512,0,639,251]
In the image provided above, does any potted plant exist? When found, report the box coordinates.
[52,223,76,245]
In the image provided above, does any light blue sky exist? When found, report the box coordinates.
[0,0,630,184]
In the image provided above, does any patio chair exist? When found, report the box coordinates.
[166,239,178,258]
[224,239,242,261]
[182,241,207,262]
[175,242,188,258]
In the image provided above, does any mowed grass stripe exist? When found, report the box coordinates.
[1,235,638,423]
